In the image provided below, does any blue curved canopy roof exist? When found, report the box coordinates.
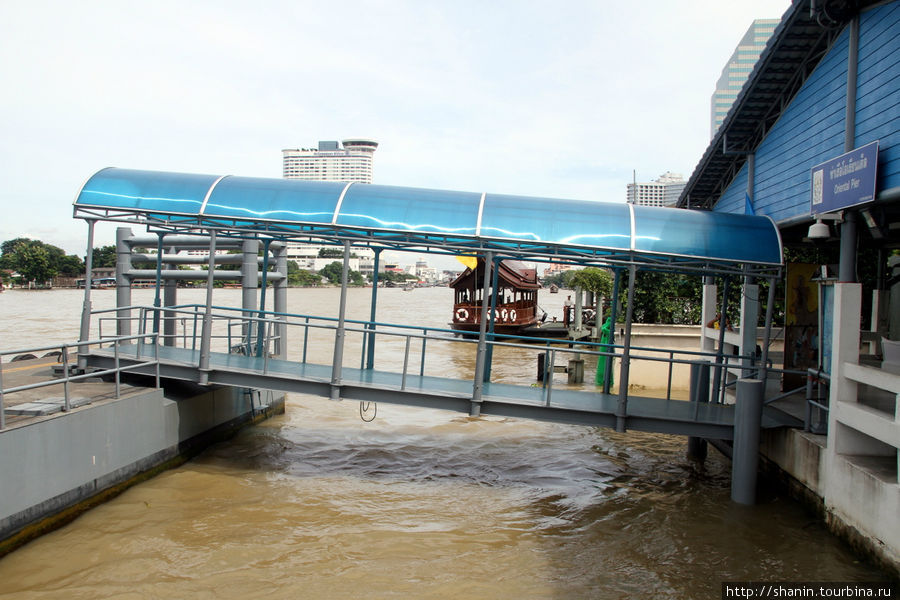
[73,168,782,274]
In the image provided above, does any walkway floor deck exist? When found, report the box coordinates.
[87,345,802,439]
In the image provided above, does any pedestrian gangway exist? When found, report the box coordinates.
[84,304,800,440]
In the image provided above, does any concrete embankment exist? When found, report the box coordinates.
[0,373,283,556]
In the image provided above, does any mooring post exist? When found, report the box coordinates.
[366,247,381,370]
[198,230,217,385]
[687,360,711,461]
[330,240,351,400]
[731,378,764,505]
[77,219,97,372]
[615,265,636,432]
[471,251,494,416]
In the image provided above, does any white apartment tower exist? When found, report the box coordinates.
[710,19,779,138]
[626,172,686,207]
[282,139,378,183]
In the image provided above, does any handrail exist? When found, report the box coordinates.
[0,332,161,431]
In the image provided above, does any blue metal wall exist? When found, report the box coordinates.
[856,3,900,193]
[715,2,899,220]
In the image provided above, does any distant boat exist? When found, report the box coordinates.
[450,258,541,336]
[403,283,415,291]
[549,284,559,294]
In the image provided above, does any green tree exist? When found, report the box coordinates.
[286,261,322,287]
[569,267,613,297]
[15,242,56,284]
[89,245,117,268]
[319,261,364,286]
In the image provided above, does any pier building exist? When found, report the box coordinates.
[682,0,900,574]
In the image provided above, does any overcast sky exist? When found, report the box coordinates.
[0,0,789,266]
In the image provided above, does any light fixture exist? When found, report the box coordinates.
[807,219,831,239]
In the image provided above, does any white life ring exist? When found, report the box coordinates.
[510,309,517,321]
[500,308,509,322]
[456,308,469,321]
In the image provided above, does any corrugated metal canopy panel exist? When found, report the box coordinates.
[74,167,783,270]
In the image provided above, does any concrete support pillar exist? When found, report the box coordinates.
[731,378,764,505]
[330,241,351,400]
[701,279,718,354]
[241,239,260,354]
[115,227,133,339]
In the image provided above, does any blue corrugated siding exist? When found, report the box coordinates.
[716,162,749,214]
[715,3,900,219]
[856,3,900,193]
[742,27,850,222]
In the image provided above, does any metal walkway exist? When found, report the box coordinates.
[87,344,800,440]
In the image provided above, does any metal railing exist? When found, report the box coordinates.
[97,304,765,418]
[0,332,161,431]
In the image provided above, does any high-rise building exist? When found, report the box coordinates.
[281,139,379,276]
[710,19,779,138]
[282,139,378,183]
[626,172,686,207]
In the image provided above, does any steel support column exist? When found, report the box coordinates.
[151,233,165,335]
[241,239,260,354]
[615,265,636,432]
[366,248,382,370]
[731,378,764,505]
[839,15,860,284]
[115,227,133,339]
[256,239,271,356]
[603,269,621,394]
[273,243,288,360]
[330,241,351,400]
[483,255,500,382]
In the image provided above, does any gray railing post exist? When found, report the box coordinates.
[77,219,96,372]
[330,241,351,400]
[615,265,636,432]
[731,378,764,505]
[198,231,217,385]
[471,251,494,416]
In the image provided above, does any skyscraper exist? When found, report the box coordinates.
[281,139,379,275]
[282,139,378,183]
[710,19,779,138]
[626,172,686,207]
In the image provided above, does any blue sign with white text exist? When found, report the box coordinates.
[810,141,878,215]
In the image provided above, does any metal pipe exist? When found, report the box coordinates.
[401,336,411,391]
[839,16,860,284]
[760,275,777,383]
[367,248,381,370]
[77,219,96,371]
[256,239,271,356]
[711,277,730,403]
[330,240,351,400]
[198,230,217,384]
[483,255,500,382]
[615,265,636,432]
[0,356,5,430]
[471,251,494,416]
[603,269,621,394]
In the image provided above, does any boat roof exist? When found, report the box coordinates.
[73,167,783,277]
[449,258,541,290]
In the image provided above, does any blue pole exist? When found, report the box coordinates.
[603,269,621,393]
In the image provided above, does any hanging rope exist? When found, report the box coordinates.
[359,401,377,422]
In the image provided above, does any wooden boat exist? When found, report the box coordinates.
[450,258,541,336]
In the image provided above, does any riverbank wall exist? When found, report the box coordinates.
[0,380,284,557]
